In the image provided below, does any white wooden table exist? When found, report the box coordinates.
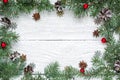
[12,8,105,80]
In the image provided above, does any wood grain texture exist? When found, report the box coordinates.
[11,10,104,80]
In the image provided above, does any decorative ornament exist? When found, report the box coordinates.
[32,13,40,21]
[114,60,120,73]
[80,68,85,74]
[3,0,8,4]
[79,61,87,75]
[83,3,89,9]
[101,38,107,43]
[9,51,20,61]
[20,54,26,61]
[1,42,7,48]
[55,0,64,16]
[24,64,34,74]
[95,8,112,24]
[93,30,99,37]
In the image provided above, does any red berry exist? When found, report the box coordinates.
[3,0,8,4]
[101,38,107,43]
[83,3,89,9]
[80,68,85,73]
[1,42,7,48]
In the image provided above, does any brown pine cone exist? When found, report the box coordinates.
[33,13,40,21]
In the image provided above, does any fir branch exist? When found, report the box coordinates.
[44,62,62,79]
[0,0,120,80]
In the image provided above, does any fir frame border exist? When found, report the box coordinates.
[0,0,120,80]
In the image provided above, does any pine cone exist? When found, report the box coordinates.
[33,13,40,21]
[55,0,64,17]
[114,60,120,73]
[79,61,87,68]
[57,11,64,17]
[1,17,11,25]
[99,8,112,21]
[9,51,20,61]
[95,8,112,24]
[24,65,33,74]
[93,30,99,37]
[57,6,64,16]
[20,54,26,61]
[55,0,62,10]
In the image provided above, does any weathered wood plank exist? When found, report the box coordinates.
[12,41,105,73]
[14,11,98,40]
